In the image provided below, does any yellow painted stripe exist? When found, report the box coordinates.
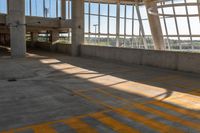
[96,89,200,131]
[151,101,200,119]
[114,108,184,133]
[63,118,98,133]
[0,131,13,133]
[77,90,184,133]
[33,125,57,133]
[91,113,139,133]
[132,103,200,131]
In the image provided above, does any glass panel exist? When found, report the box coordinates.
[109,4,116,17]
[109,17,116,34]
[165,18,177,35]
[126,19,132,35]
[120,5,125,18]
[176,17,189,35]
[120,18,125,35]
[90,15,99,33]
[25,0,30,16]
[90,3,98,15]
[189,17,200,35]
[0,0,7,14]
[126,5,132,19]
[100,4,108,15]
[100,16,108,34]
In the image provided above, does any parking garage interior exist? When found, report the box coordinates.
[0,0,200,133]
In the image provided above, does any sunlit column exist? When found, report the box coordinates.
[72,0,84,56]
[144,0,165,50]
[7,0,26,57]
[116,0,120,47]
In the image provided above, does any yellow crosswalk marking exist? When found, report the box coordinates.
[33,125,57,133]
[151,101,200,119]
[114,108,184,133]
[133,103,200,131]
[0,131,14,133]
[96,89,200,131]
[91,113,139,133]
[63,118,98,133]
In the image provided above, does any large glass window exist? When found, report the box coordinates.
[84,1,150,49]
[0,0,7,14]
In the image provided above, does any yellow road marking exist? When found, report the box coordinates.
[63,118,98,133]
[75,90,184,133]
[90,113,139,133]
[96,89,200,131]
[132,103,200,130]
[114,108,184,133]
[150,101,200,119]
[33,125,57,133]
[0,110,109,133]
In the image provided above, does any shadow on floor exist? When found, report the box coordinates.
[0,49,199,132]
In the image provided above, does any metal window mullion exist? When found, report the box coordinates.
[132,4,135,48]
[56,0,58,17]
[197,0,200,22]
[124,4,126,47]
[68,0,70,19]
[184,0,193,50]
[136,4,147,49]
[30,0,32,16]
[107,2,110,45]
[161,2,170,50]
[172,0,181,50]
[89,1,91,42]
[116,1,120,47]
[68,0,70,41]
[98,0,100,44]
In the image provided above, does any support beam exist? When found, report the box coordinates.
[50,31,59,52]
[31,32,38,42]
[61,0,66,19]
[7,0,26,57]
[144,0,165,50]
[72,0,84,56]
[50,31,59,43]
[30,32,38,48]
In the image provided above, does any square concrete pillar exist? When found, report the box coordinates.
[31,32,38,42]
[50,31,59,52]
[72,0,84,56]
[7,0,26,57]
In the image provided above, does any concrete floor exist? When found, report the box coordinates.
[0,50,200,133]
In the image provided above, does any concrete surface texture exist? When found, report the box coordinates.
[81,45,200,74]
[0,51,199,133]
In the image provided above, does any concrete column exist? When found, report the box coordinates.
[72,0,84,56]
[116,1,120,47]
[30,32,38,47]
[7,0,26,57]
[50,31,59,43]
[61,0,66,19]
[31,32,38,42]
[144,0,165,50]
[50,31,59,52]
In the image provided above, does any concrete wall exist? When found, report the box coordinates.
[80,45,200,74]
[27,41,71,55]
